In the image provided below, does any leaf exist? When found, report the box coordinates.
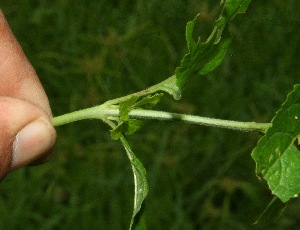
[252,84,300,202]
[197,36,231,75]
[120,135,148,230]
[222,0,252,20]
[134,93,164,109]
[120,96,139,121]
[132,203,147,230]
[175,0,252,90]
[253,197,286,225]
[119,93,164,121]
[111,93,164,140]
[156,76,182,100]
[110,120,143,140]
[175,15,231,90]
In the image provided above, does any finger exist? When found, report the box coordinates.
[0,97,56,180]
[0,10,56,177]
[0,10,52,116]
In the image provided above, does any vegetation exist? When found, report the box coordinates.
[1,0,300,229]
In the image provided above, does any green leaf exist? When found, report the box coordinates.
[134,93,164,109]
[156,76,182,100]
[253,197,286,225]
[119,93,164,121]
[252,85,300,202]
[110,120,143,140]
[132,203,147,230]
[120,135,148,230]
[175,16,231,89]
[223,0,252,20]
[197,36,231,75]
[175,0,251,90]
[120,96,139,121]
[111,93,164,140]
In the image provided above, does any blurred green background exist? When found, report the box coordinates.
[0,0,300,229]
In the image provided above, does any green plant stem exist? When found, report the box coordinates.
[52,105,107,126]
[52,107,271,133]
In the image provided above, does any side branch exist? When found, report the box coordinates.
[52,107,271,133]
[107,109,271,133]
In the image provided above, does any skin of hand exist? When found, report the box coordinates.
[0,10,56,180]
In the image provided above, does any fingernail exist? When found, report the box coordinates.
[11,118,56,170]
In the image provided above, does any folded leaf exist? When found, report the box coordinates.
[120,136,148,230]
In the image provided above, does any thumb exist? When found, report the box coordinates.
[0,97,56,180]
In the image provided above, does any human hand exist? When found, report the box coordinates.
[0,10,56,180]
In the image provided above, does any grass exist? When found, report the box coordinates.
[0,0,300,229]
